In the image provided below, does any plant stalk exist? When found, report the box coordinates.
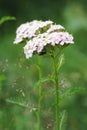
[38,56,42,130]
[53,55,60,130]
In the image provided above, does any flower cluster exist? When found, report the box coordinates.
[14,20,74,59]
[14,20,53,44]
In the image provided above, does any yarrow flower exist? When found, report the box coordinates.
[14,20,74,59]
[47,24,65,33]
[14,20,53,44]
[47,32,74,46]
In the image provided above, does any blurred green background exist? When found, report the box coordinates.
[0,0,87,130]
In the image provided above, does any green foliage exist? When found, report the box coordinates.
[60,110,67,130]
[0,16,16,25]
[60,86,85,104]
[57,54,64,71]
[34,76,55,89]
[6,98,30,108]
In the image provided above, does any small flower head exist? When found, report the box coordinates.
[47,24,64,33]
[14,20,53,44]
[47,32,74,46]
[23,33,48,58]
[14,20,74,58]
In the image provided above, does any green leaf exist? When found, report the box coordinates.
[60,110,67,130]
[34,77,55,89]
[6,98,30,108]
[0,16,16,25]
[60,87,85,102]
[6,98,38,112]
[57,54,64,71]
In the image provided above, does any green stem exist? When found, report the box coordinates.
[53,55,60,130]
[38,56,42,130]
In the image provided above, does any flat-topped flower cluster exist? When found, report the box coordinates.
[14,20,74,58]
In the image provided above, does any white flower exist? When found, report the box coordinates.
[23,33,48,58]
[47,24,64,33]
[47,32,74,46]
[24,39,37,59]
[14,20,53,44]
[23,31,74,59]
[36,33,48,53]
[14,20,74,59]
[38,20,53,28]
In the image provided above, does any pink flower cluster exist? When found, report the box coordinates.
[14,20,74,59]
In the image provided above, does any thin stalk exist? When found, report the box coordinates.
[50,48,63,130]
[38,56,42,130]
[52,54,60,130]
